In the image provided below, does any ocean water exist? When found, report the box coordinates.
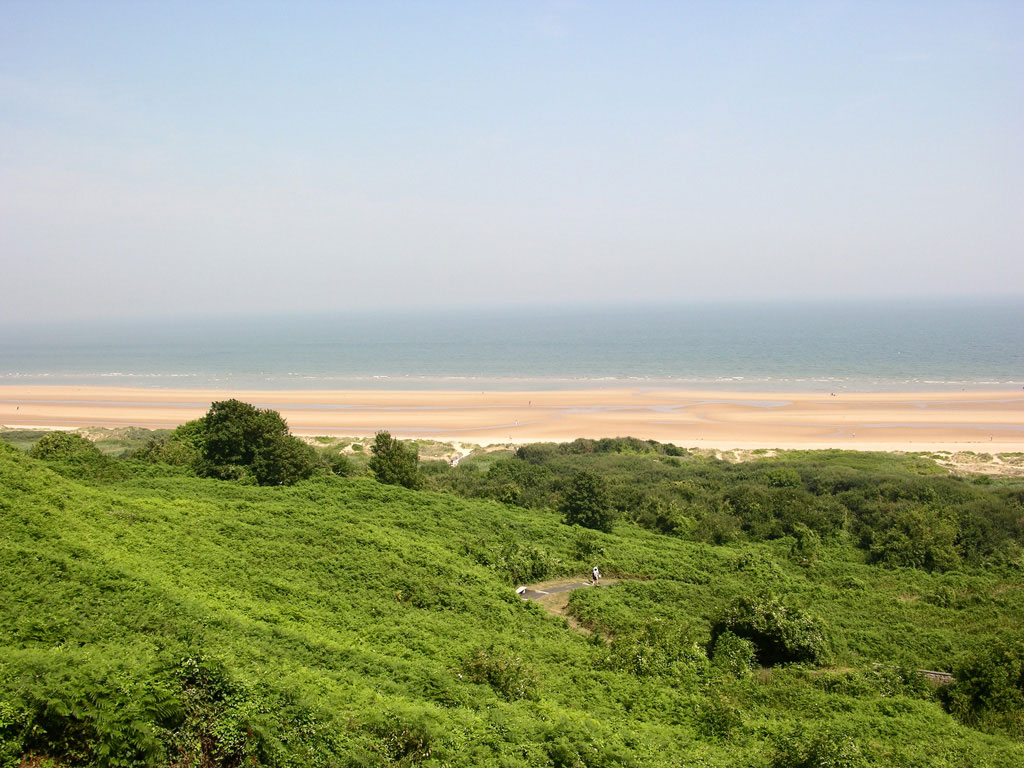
[0,299,1021,391]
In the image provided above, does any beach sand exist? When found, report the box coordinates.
[2,385,1024,452]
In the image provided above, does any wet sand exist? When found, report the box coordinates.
[3,385,1023,452]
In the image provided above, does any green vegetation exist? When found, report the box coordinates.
[1,415,1023,766]
[560,471,615,532]
[194,399,318,485]
[368,431,420,489]
[426,438,1024,570]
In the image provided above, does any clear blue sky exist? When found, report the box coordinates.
[1,1,1021,320]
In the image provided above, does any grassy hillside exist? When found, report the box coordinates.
[2,439,1023,766]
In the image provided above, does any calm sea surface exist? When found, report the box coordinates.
[1,299,1021,391]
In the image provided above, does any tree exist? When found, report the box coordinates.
[195,399,317,486]
[560,471,614,532]
[368,431,420,489]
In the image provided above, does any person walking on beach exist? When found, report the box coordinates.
[591,565,601,585]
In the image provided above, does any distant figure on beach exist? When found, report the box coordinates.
[591,565,601,585]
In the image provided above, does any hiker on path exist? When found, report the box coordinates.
[591,565,601,585]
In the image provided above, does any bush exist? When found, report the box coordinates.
[944,637,1024,738]
[710,630,756,677]
[694,694,742,743]
[602,620,709,680]
[868,507,960,571]
[560,471,615,532]
[709,594,830,667]
[28,431,125,481]
[30,432,100,460]
[368,431,420,489]
[769,724,866,768]
[789,522,821,567]
[462,648,539,701]
[195,400,318,486]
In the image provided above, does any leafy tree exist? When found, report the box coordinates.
[368,431,420,489]
[560,471,614,532]
[195,399,317,486]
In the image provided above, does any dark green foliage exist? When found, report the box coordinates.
[27,430,126,482]
[868,507,961,571]
[561,471,615,532]
[320,448,353,476]
[945,637,1024,738]
[694,694,743,743]
[709,594,830,666]
[789,522,821,567]
[195,399,317,486]
[429,441,1023,571]
[30,431,101,460]
[368,430,420,488]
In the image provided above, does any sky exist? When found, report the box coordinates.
[1,0,1021,321]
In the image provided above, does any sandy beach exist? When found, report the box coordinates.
[2,385,1024,452]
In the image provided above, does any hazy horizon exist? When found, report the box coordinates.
[2,2,1021,323]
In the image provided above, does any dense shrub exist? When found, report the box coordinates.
[30,431,101,460]
[601,620,709,680]
[27,431,125,481]
[868,507,961,571]
[368,430,420,489]
[710,630,756,677]
[195,400,318,486]
[945,637,1024,738]
[769,724,866,768]
[561,471,615,532]
[709,594,830,667]
[463,647,539,701]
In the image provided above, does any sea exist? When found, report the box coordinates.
[0,298,1021,392]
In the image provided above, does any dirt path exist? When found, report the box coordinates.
[518,577,620,634]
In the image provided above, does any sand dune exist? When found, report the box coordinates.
[3,385,1024,452]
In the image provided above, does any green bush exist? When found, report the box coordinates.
[709,594,830,667]
[27,431,125,482]
[769,724,866,768]
[694,694,743,743]
[945,637,1024,738]
[195,400,318,486]
[869,507,961,571]
[710,630,756,677]
[30,432,101,460]
[368,430,420,489]
[601,620,709,680]
[561,471,615,532]
[462,647,539,701]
